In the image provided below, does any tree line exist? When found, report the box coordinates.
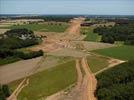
[0,28,43,65]
[93,20,134,45]
[96,61,134,100]
[0,29,40,49]
[0,15,76,22]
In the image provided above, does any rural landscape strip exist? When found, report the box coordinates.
[1,17,132,100]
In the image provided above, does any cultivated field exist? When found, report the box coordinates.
[87,54,110,73]
[93,45,134,60]
[1,23,68,32]
[9,60,77,100]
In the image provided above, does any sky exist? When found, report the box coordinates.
[0,0,134,15]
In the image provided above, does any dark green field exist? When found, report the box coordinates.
[93,45,134,60]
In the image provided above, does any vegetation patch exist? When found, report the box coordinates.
[0,28,43,65]
[0,85,10,100]
[93,45,134,60]
[0,57,21,66]
[81,27,101,42]
[96,61,134,100]
[87,55,109,73]
[94,21,134,45]
[9,60,77,100]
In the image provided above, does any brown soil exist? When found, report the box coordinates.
[0,56,63,84]
[30,18,85,52]
[81,58,97,100]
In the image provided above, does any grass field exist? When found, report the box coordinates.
[87,55,109,73]
[1,23,68,32]
[93,45,134,60]
[81,27,101,42]
[9,60,77,100]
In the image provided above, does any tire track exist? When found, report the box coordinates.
[81,57,97,100]
[7,56,45,100]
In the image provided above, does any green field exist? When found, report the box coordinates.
[9,60,77,100]
[1,23,68,32]
[87,55,109,73]
[93,45,134,60]
[81,27,101,42]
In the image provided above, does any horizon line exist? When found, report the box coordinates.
[1,14,134,16]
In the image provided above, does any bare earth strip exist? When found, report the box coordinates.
[71,41,115,51]
[0,57,41,84]
[30,18,85,52]
[0,56,62,84]
[48,48,87,58]
[81,58,97,100]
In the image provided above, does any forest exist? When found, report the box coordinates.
[0,28,43,65]
[93,20,134,45]
[96,61,134,100]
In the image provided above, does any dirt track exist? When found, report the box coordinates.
[81,58,97,100]
[30,18,85,52]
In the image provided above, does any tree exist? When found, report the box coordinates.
[101,35,114,44]
[2,85,10,97]
[0,85,5,100]
[93,20,134,45]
